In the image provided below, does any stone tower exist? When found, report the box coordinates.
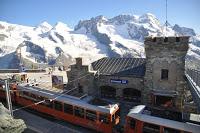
[143,36,189,111]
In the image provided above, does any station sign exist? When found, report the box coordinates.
[110,79,128,84]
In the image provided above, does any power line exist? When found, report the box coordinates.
[12,86,77,112]
[5,68,94,112]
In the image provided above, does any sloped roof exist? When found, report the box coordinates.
[91,57,146,77]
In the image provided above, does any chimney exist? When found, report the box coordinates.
[76,57,82,66]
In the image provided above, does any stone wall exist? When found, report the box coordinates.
[95,75,144,99]
[143,36,189,111]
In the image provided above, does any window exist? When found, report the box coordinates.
[43,100,53,108]
[129,118,136,129]
[153,37,156,42]
[163,127,181,133]
[143,123,160,133]
[30,93,37,101]
[64,103,73,114]
[22,91,30,100]
[164,37,168,42]
[0,85,4,91]
[86,110,97,121]
[23,91,29,96]
[99,114,109,124]
[54,101,63,111]
[37,95,44,101]
[161,69,168,80]
[176,37,180,42]
[74,106,84,118]
[112,114,115,122]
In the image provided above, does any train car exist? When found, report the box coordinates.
[2,83,120,133]
[124,105,200,133]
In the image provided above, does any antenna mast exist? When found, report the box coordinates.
[165,0,168,36]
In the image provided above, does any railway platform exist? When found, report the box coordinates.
[14,108,94,133]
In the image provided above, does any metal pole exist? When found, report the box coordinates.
[5,80,13,116]
[165,0,168,36]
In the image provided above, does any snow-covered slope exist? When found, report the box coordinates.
[0,13,200,69]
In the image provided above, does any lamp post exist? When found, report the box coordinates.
[5,79,13,117]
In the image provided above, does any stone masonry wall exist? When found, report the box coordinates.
[95,75,144,99]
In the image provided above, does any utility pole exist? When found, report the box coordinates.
[5,79,13,117]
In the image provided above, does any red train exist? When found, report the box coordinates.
[0,83,120,133]
[124,105,200,133]
[1,83,200,133]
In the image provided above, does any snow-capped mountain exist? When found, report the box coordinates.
[0,13,200,69]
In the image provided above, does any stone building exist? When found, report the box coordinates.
[66,36,190,112]
[143,36,189,111]
[91,58,145,102]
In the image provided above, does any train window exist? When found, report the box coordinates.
[36,96,45,105]
[37,95,44,101]
[99,114,109,124]
[86,110,97,121]
[143,122,160,133]
[74,106,84,118]
[30,93,37,101]
[0,87,4,92]
[0,85,4,91]
[129,119,136,129]
[23,91,29,96]
[112,114,115,122]
[54,101,63,111]
[64,103,73,114]
[44,100,53,108]
[23,91,30,100]
[163,127,181,133]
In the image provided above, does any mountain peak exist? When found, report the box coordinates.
[39,21,52,28]
[53,22,72,32]
[173,24,196,36]
[109,14,137,25]
[92,15,107,22]
[139,13,158,23]
[35,21,52,33]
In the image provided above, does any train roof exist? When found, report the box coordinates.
[17,84,119,114]
[127,105,200,133]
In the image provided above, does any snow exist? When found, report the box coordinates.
[0,13,200,68]
[53,22,72,33]
[0,103,26,132]
[188,44,200,59]
[34,21,52,34]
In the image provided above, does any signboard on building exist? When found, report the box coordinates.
[110,79,128,84]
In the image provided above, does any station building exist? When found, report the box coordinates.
[66,36,190,112]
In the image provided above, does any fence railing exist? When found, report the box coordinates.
[186,69,200,88]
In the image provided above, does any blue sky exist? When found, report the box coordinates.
[0,0,199,33]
